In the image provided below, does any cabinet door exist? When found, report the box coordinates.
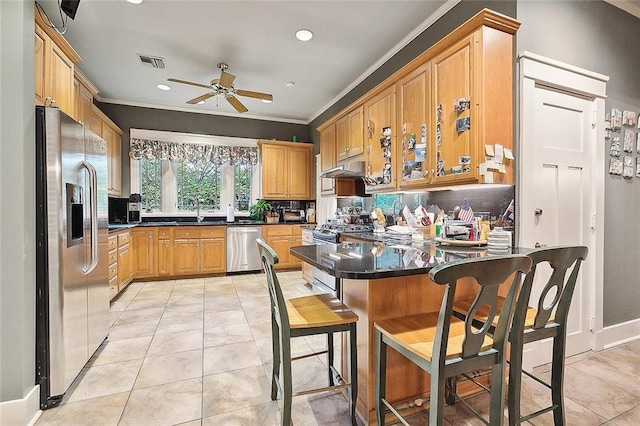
[398,64,432,188]
[261,143,288,198]
[347,106,364,157]
[336,115,350,161]
[200,238,225,273]
[49,42,74,116]
[431,33,478,185]
[76,82,93,126]
[157,239,173,276]
[289,236,303,268]
[132,229,156,277]
[365,86,396,190]
[118,244,131,290]
[288,145,312,199]
[90,110,102,136]
[174,240,200,275]
[268,236,292,270]
[35,26,47,105]
[320,124,336,172]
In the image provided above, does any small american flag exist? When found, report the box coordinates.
[459,199,475,222]
[502,199,515,224]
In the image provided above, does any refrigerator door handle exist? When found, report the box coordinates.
[81,160,99,274]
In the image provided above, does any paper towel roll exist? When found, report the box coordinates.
[226,204,235,222]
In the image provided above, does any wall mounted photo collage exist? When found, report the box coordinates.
[606,108,640,179]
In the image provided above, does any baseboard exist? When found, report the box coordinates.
[594,318,640,350]
[0,385,41,426]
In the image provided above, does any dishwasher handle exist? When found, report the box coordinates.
[228,227,261,233]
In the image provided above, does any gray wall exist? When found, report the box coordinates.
[516,1,640,326]
[96,102,310,197]
[0,0,36,402]
[308,0,518,145]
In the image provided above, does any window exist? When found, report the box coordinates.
[234,164,252,212]
[176,160,221,211]
[140,158,161,212]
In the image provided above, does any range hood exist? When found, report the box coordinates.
[320,161,365,179]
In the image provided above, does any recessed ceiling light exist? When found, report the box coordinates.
[126,0,143,4]
[285,82,295,88]
[156,84,171,91]
[295,29,313,41]
[197,100,206,105]
[262,99,272,104]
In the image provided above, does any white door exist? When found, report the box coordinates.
[518,53,607,368]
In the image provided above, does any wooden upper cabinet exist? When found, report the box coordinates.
[336,106,364,161]
[319,124,336,172]
[73,68,99,126]
[430,33,476,186]
[364,86,396,191]
[259,140,313,200]
[34,14,81,117]
[316,9,519,192]
[92,105,123,196]
[397,64,431,188]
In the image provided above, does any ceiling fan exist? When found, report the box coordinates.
[168,63,273,113]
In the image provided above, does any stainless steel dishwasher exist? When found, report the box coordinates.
[227,226,262,272]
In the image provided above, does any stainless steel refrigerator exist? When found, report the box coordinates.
[35,106,109,409]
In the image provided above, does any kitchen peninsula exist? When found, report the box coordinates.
[290,241,530,423]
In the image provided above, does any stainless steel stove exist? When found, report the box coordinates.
[312,224,374,243]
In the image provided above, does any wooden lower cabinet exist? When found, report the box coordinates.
[262,225,303,270]
[131,229,156,278]
[201,237,226,273]
[174,239,200,275]
[108,230,133,301]
[156,229,173,276]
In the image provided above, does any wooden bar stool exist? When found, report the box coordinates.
[453,246,588,425]
[257,238,359,426]
[374,255,532,426]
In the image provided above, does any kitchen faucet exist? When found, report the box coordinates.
[195,199,204,222]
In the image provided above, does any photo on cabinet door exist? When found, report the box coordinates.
[454,97,471,112]
[609,158,623,175]
[407,133,417,152]
[610,137,621,157]
[623,129,634,152]
[622,110,636,126]
[421,124,427,143]
[415,145,426,162]
[456,117,471,133]
[636,157,640,177]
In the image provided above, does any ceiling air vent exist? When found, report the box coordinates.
[137,54,166,69]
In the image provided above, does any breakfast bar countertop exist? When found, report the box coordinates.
[290,241,532,280]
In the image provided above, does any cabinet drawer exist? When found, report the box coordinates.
[109,263,118,280]
[174,228,200,239]
[108,235,118,251]
[158,228,172,240]
[200,227,225,239]
[108,249,117,265]
[109,276,118,300]
[264,225,292,237]
[117,232,130,247]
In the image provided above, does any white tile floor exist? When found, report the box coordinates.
[35,272,640,425]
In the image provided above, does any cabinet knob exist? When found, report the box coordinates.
[431,169,435,175]
[148,235,152,239]
[423,170,429,176]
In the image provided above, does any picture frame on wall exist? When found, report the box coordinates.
[622,110,637,126]
[623,129,634,152]
[610,108,622,132]
[623,156,634,178]
[609,158,623,175]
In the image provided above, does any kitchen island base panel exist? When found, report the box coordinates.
[341,275,492,424]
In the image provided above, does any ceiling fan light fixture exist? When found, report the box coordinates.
[126,0,143,4]
[295,29,313,41]
[285,81,295,88]
[156,84,171,91]
[197,100,206,105]
[262,99,272,104]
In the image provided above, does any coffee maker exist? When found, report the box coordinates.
[128,193,141,224]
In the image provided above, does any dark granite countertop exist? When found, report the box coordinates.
[290,241,532,280]
[108,220,316,233]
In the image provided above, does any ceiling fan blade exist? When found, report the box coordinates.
[168,78,211,89]
[226,95,248,113]
[235,89,273,101]
[219,71,236,87]
[186,92,216,104]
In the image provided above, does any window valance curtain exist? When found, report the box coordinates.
[129,138,258,165]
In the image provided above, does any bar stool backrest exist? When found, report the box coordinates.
[517,246,588,335]
[257,238,290,331]
[429,255,532,361]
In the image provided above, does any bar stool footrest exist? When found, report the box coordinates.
[520,403,559,422]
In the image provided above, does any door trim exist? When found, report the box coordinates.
[517,52,608,356]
